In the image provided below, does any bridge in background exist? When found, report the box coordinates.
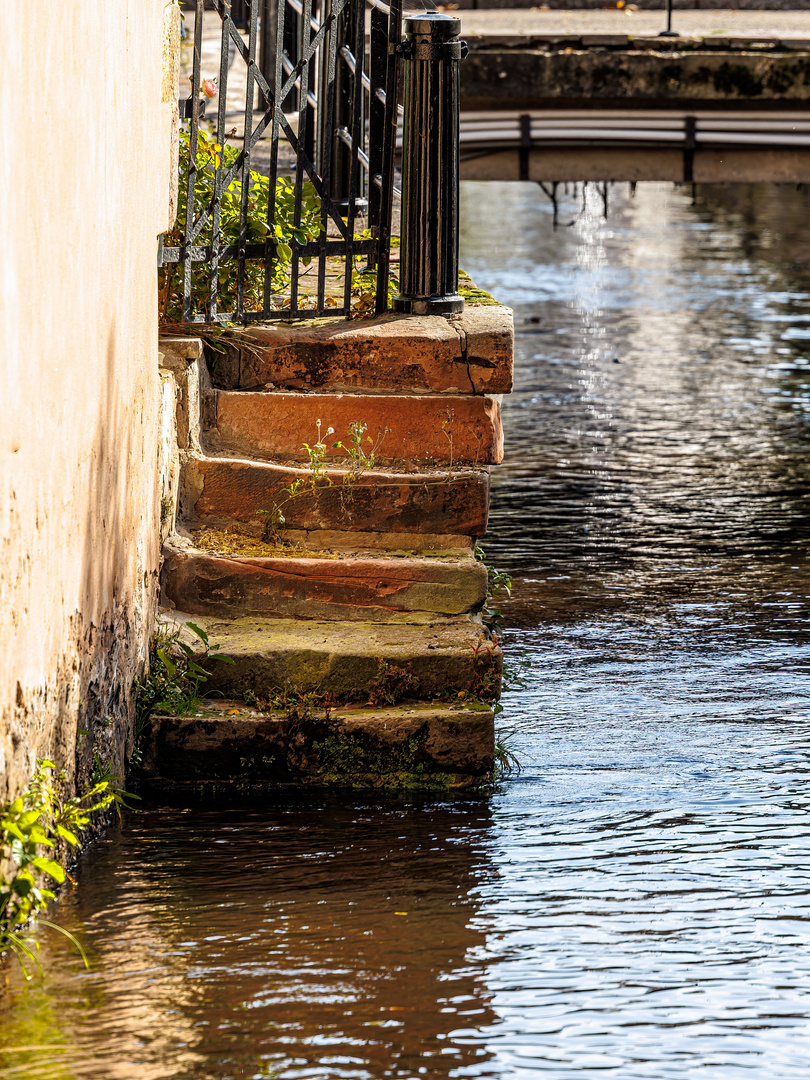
[457,12,810,182]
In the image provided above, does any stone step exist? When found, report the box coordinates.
[208,391,503,467]
[181,453,490,537]
[140,699,495,791]
[161,539,487,621]
[207,307,513,397]
[161,613,502,703]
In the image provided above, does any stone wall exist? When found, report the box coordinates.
[0,1,180,801]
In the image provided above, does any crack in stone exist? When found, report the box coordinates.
[452,321,477,395]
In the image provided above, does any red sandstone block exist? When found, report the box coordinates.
[182,454,490,536]
[212,392,503,466]
[161,544,487,621]
[208,307,513,396]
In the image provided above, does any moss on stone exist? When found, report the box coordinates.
[191,525,340,560]
[458,269,500,307]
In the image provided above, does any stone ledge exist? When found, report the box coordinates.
[158,613,502,700]
[462,49,810,110]
[206,306,513,396]
[182,453,491,536]
[140,700,495,791]
[160,540,487,621]
[210,391,504,467]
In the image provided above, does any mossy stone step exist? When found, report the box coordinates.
[161,613,502,702]
[140,699,494,791]
[161,540,487,621]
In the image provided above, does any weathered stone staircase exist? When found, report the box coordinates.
[148,304,513,792]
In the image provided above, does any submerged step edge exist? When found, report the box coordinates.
[140,700,495,791]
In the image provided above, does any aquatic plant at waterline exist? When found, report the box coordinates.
[0,761,128,979]
[494,729,521,779]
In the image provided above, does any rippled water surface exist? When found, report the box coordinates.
[3,183,810,1079]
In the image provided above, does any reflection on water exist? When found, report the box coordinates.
[0,801,497,1079]
[3,183,810,1079]
[460,182,810,627]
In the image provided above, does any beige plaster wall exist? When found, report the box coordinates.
[0,1,180,801]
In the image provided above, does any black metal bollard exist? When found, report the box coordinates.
[393,13,466,316]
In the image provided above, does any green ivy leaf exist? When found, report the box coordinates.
[55,824,79,847]
[1,821,25,843]
[30,858,65,884]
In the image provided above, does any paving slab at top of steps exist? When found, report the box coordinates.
[182,453,490,536]
[161,539,487,621]
[140,699,495,791]
[160,613,502,701]
[207,308,513,396]
[209,391,503,466]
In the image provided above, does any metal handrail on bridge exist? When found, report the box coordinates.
[453,111,810,152]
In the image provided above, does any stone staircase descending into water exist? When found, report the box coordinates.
[148,305,513,792]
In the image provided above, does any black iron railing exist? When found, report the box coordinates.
[162,0,466,323]
[162,0,403,322]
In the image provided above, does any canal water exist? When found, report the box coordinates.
[3,182,810,1079]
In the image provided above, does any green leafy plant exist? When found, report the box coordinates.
[159,129,323,320]
[343,229,400,316]
[0,761,126,979]
[259,419,388,540]
[133,621,234,762]
[474,543,512,635]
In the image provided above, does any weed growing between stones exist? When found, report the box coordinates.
[191,524,340,560]
[366,660,421,706]
[0,761,128,979]
[258,419,389,540]
[243,686,337,723]
[132,622,234,763]
[474,543,512,635]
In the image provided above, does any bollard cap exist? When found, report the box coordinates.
[404,12,461,39]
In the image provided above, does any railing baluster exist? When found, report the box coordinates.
[374,0,402,313]
[393,13,465,316]
[237,1,260,318]
[367,3,387,261]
